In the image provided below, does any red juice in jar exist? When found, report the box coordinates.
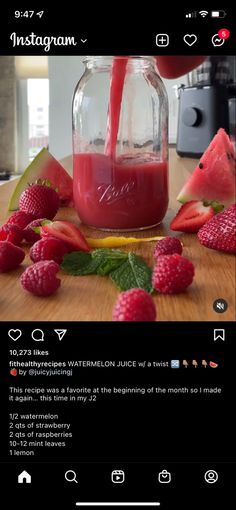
[72,57,169,230]
[73,152,168,230]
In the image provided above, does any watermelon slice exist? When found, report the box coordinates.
[177,129,236,207]
[209,361,218,369]
[8,148,73,211]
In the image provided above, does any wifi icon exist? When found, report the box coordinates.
[199,10,208,17]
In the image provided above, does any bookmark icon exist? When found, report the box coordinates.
[213,329,225,341]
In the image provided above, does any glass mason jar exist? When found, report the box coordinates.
[72,56,168,231]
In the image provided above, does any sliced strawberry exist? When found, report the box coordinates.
[170,201,215,233]
[39,220,90,252]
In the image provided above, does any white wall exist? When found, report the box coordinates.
[48,56,188,159]
[48,56,84,159]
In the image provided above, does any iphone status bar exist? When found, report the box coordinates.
[0,7,234,55]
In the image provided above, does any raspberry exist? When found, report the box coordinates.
[23,218,47,244]
[20,260,61,297]
[0,224,24,245]
[112,288,156,322]
[152,254,194,294]
[30,237,68,264]
[154,236,182,258]
[7,211,35,229]
[19,182,59,220]
[0,241,25,272]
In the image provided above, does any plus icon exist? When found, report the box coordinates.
[156,34,169,47]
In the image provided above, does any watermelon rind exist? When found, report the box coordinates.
[8,148,73,211]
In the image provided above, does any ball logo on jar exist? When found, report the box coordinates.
[97,180,136,205]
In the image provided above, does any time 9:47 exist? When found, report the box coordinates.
[14,11,44,18]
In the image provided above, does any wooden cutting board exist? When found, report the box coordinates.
[0,149,235,322]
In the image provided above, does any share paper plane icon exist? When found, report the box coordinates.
[54,329,67,341]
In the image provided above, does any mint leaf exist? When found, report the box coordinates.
[61,251,100,275]
[110,252,153,293]
[61,249,127,276]
[61,249,153,293]
[93,249,128,275]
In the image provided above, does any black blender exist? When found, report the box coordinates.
[176,56,236,157]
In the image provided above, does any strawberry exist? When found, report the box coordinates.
[38,220,90,252]
[170,200,215,233]
[198,203,236,254]
[10,368,18,377]
[0,241,25,272]
[19,180,60,220]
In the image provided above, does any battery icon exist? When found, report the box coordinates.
[211,10,227,18]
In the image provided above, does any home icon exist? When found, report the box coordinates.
[18,470,31,484]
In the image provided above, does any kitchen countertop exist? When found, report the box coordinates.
[0,148,235,322]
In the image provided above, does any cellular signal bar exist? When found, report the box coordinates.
[185,11,197,18]
[76,504,161,507]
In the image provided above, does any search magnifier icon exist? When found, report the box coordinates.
[31,329,44,342]
[65,470,78,483]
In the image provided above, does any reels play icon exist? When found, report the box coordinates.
[111,470,125,484]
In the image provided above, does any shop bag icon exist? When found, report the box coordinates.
[158,469,171,484]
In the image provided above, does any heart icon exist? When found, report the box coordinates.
[8,329,22,341]
[183,34,197,46]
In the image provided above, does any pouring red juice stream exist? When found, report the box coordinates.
[73,56,205,229]
[103,56,206,156]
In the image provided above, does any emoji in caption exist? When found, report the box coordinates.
[10,368,18,376]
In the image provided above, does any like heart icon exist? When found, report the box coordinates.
[183,34,197,46]
[8,329,22,341]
